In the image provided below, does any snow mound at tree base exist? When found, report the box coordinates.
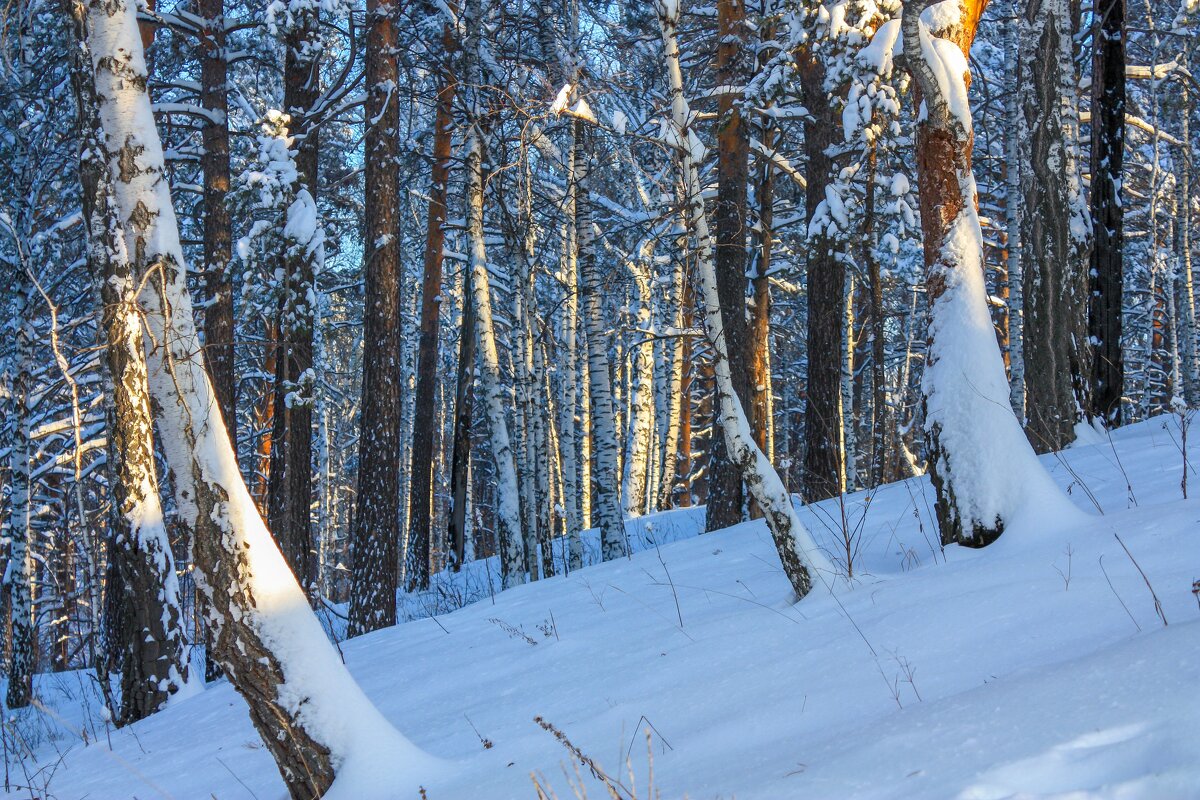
[9,415,1200,799]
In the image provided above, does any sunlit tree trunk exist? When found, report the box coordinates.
[902,0,1077,546]
[65,3,189,720]
[84,2,431,792]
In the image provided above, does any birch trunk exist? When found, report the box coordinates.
[1178,86,1199,406]
[466,125,527,585]
[84,1,432,792]
[65,4,189,720]
[1004,10,1025,419]
[657,0,829,598]
[622,243,656,517]
[575,124,628,561]
[1018,0,1091,451]
[4,286,34,710]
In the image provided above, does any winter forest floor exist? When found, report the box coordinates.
[5,414,1200,799]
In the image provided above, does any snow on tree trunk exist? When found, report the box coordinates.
[1017,0,1092,453]
[656,0,830,598]
[84,0,434,793]
[800,52,848,504]
[900,0,1080,547]
[707,0,751,532]
[264,0,323,598]
[64,6,189,721]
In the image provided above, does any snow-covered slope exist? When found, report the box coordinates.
[10,416,1200,799]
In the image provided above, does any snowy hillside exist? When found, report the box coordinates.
[8,416,1200,799]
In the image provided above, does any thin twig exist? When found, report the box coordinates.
[1114,533,1167,626]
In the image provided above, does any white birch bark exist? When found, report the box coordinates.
[465,126,529,586]
[83,0,433,792]
[842,270,857,492]
[656,0,830,597]
[1176,86,1199,406]
[1005,9,1026,419]
[4,286,35,709]
[575,125,629,561]
[579,316,593,531]
[622,241,656,517]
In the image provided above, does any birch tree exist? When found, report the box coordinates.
[82,0,433,792]
[65,0,189,722]
[1017,0,1092,452]
[656,0,830,599]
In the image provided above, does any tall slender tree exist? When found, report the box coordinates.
[1018,0,1092,452]
[1088,0,1127,425]
[348,0,403,634]
[407,10,457,590]
[708,0,751,530]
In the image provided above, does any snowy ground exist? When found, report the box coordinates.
[6,415,1200,799]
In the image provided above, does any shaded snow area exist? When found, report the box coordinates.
[8,416,1200,799]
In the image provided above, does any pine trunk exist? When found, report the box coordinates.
[707,0,750,532]
[267,4,320,593]
[348,0,403,631]
[800,55,846,503]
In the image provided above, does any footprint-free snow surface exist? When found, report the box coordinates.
[9,416,1200,798]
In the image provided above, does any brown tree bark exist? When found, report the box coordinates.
[748,124,775,461]
[200,0,234,448]
[348,0,402,635]
[406,17,456,591]
[447,265,477,570]
[864,147,891,486]
[266,13,320,595]
[707,0,751,532]
[800,53,846,503]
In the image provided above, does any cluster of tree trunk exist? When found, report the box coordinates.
[0,0,1176,791]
